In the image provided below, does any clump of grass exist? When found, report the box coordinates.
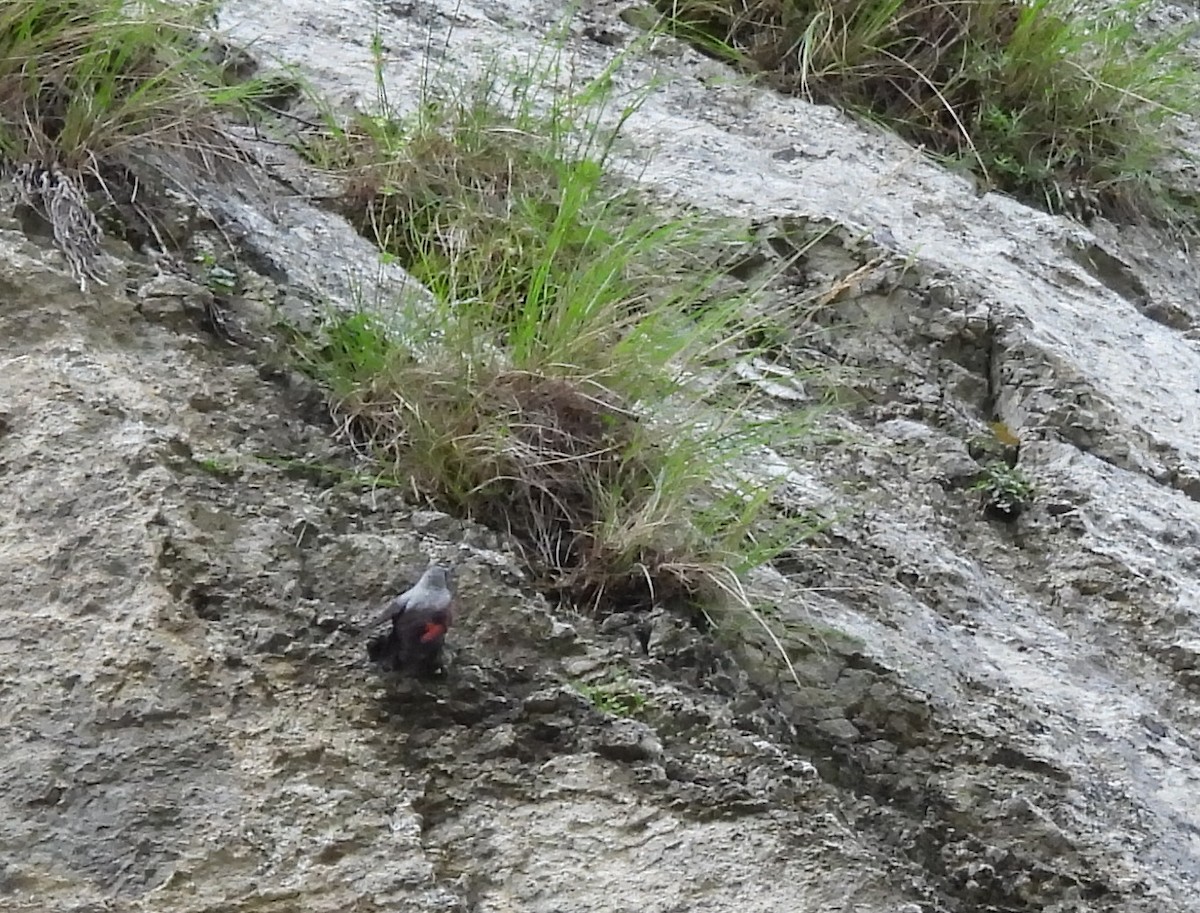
[653,0,1197,220]
[0,0,263,165]
[305,36,649,311]
[0,1,273,285]
[298,43,819,611]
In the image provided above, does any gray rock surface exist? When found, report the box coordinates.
[3,0,1200,911]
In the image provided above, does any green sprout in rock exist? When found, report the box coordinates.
[574,676,649,718]
[194,252,238,295]
[972,461,1035,521]
[193,455,240,478]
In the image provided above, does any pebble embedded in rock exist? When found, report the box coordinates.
[1161,640,1200,672]
[596,719,663,763]
[816,718,861,743]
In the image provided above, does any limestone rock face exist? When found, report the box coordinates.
[4,0,1200,910]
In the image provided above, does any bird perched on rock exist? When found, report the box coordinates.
[366,562,456,677]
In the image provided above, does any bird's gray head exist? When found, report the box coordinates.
[422,564,449,587]
[419,562,457,592]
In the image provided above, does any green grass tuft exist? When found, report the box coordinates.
[0,1,281,286]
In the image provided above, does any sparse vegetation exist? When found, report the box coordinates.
[193,252,239,295]
[973,460,1035,520]
[194,455,240,478]
[651,0,1198,221]
[255,453,409,490]
[574,676,649,718]
[296,41,821,612]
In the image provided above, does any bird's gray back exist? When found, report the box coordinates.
[369,563,453,628]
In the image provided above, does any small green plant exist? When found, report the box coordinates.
[193,252,238,295]
[651,0,1198,222]
[574,676,648,718]
[194,455,239,477]
[972,461,1035,520]
[302,311,396,393]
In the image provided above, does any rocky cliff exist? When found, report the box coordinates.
[3,0,1200,911]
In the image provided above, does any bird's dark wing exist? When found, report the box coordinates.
[369,593,410,628]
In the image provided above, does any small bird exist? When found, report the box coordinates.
[366,562,456,677]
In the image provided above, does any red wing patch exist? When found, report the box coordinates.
[420,622,447,643]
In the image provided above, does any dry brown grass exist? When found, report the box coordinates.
[320,337,709,610]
